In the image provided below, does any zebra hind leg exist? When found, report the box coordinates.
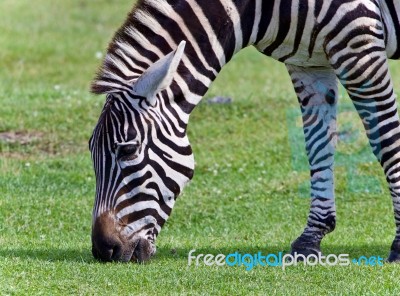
[330,46,400,262]
[286,65,338,257]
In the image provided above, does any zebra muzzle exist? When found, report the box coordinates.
[91,211,154,263]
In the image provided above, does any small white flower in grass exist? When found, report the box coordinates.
[95,51,103,59]
[25,162,30,167]
[214,189,221,194]
[54,85,61,91]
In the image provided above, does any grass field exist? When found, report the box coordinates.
[2,0,400,295]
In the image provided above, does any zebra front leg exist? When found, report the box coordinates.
[287,65,338,256]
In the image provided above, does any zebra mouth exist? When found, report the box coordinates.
[129,237,155,263]
[92,236,155,263]
[111,237,155,263]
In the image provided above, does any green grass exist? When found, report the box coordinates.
[1,0,400,295]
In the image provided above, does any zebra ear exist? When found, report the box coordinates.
[132,41,186,106]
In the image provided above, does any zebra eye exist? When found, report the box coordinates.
[116,142,140,161]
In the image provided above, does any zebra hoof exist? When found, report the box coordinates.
[387,240,400,262]
[387,251,400,263]
[290,236,321,260]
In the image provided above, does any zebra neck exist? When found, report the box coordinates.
[166,0,266,113]
[91,0,266,112]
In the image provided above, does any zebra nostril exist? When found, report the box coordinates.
[92,238,124,262]
[91,211,124,262]
[110,244,122,261]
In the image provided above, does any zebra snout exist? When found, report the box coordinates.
[91,236,123,262]
[91,211,155,263]
[91,211,129,262]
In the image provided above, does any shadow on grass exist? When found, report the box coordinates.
[0,247,96,263]
[0,244,392,264]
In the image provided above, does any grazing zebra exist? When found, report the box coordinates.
[89,0,400,262]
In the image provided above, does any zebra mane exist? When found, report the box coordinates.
[91,0,155,95]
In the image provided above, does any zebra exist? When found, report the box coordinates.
[89,0,400,262]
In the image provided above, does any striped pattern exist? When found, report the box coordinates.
[89,0,400,262]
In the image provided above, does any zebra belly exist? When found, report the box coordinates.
[274,45,330,67]
[256,43,331,68]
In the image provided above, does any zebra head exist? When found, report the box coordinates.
[89,41,194,262]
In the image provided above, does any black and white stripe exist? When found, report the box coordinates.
[89,0,400,262]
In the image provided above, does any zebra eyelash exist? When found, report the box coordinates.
[113,140,139,149]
